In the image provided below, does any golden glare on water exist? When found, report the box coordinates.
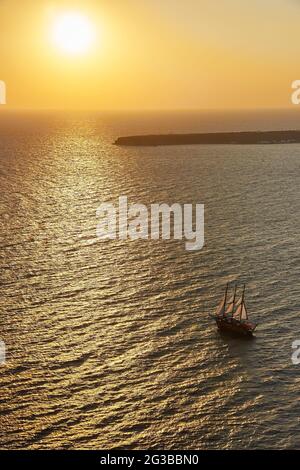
[51,11,96,55]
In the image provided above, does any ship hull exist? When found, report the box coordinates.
[215,317,255,337]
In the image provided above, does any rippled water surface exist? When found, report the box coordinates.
[0,110,300,449]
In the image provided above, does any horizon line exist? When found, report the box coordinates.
[1,106,300,113]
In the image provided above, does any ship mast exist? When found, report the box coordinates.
[223,283,229,317]
[239,284,246,321]
[230,284,237,317]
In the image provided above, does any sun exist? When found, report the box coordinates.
[51,12,95,55]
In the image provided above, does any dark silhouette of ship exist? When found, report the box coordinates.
[212,284,257,337]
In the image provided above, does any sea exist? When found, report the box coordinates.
[0,109,300,449]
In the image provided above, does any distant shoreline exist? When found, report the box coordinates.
[114,130,300,146]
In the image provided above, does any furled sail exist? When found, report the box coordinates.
[241,304,248,320]
[225,295,235,315]
[233,305,241,319]
[233,301,248,320]
[234,295,243,307]
[216,296,226,316]
[216,283,229,317]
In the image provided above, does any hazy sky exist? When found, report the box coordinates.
[1,0,300,110]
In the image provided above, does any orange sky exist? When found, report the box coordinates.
[1,0,300,110]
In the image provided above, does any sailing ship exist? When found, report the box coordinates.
[213,283,257,336]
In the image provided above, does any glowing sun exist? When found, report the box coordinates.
[51,12,95,55]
